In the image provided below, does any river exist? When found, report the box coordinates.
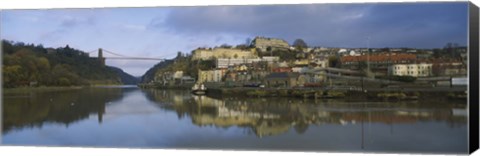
[1,86,468,154]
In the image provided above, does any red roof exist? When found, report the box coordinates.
[341,53,416,63]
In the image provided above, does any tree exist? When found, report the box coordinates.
[2,40,125,87]
[3,65,25,87]
[266,46,272,56]
[235,44,249,50]
[220,44,232,48]
[293,39,308,51]
[176,51,184,59]
[328,56,339,68]
[358,61,367,70]
[245,38,252,46]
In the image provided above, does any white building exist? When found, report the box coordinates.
[173,71,184,79]
[391,63,433,77]
[349,50,361,56]
[216,57,279,68]
[198,69,227,83]
[292,67,310,73]
[311,59,329,68]
[338,49,348,54]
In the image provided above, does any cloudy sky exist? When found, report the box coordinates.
[0,2,468,76]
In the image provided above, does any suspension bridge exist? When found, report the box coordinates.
[86,48,166,65]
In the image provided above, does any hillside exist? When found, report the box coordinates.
[109,67,140,85]
[140,53,217,84]
[2,40,136,87]
[140,60,174,83]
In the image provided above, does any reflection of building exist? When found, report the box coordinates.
[143,89,467,139]
[191,96,280,129]
[253,121,291,138]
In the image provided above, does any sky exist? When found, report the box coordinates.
[0,2,469,76]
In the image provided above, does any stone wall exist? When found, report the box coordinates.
[252,36,290,52]
[192,48,257,60]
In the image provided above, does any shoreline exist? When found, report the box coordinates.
[2,84,137,93]
[204,87,468,101]
[2,86,85,93]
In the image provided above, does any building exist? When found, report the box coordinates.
[251,36,290,52]
[197,69,227,83]
[420,58,466,76]
[272,67,292,73]
[192,47,257,60]
[264,72,301,88]
[310,58,329,68]
[294,59,310,67]
[292,67,309,73]
[216,56,279,68]
[261,56,280,63]
[390,63,433,77]
[173,71,184,79]
[154,71,195,85]
[341,53,417,69]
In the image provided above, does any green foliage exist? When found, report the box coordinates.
[246,90,270,97]
[272,49,296,61]
[328,56,340,68]
[377,92,407,99]
[293,39,308,50]
[2,40,122,88]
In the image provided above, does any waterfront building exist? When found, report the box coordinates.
[197,69,227,83]
[264,72,301,88]
[390,63,433,77]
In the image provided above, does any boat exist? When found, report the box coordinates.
[191,83,207,95]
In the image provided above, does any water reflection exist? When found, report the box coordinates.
[142,89,467,138]
[2,87,133,133]
[2,87,468,153]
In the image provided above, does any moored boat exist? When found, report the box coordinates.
[191,83,207,95]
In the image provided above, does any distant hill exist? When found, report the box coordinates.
[108,67,140,85]
[140,54,217,84]
[140,60,174,83]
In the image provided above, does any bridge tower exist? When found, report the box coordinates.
[98,48,105,66]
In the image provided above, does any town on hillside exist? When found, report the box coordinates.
[143,36,468,98]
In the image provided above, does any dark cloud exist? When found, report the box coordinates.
[156,2,468,48]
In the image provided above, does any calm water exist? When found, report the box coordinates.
[2,86,468,154]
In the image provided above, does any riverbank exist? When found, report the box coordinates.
[205,87,467,101]
[138,83,194,90]
[2,86,85,93]
[2,84,135,93]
